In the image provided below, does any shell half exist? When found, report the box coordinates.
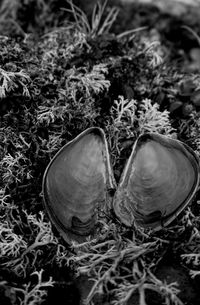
[113,133,200,231]
[42,127,116,243]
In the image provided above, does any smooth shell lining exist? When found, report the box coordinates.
[113,135,198,228]
[127,140,196,222]
[43,128,199,241]
[45,133,107,233]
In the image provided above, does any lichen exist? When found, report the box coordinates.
[0,1,200,305]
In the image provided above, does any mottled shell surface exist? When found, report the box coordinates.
[42,127,115,243]
[113,133,200,231]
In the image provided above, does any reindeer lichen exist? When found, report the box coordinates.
[0,1,200,305]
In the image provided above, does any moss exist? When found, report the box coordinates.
[0,1,200,305]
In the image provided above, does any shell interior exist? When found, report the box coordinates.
[43,129,200,243]
[43,128,115,243]
[113,134,199,230]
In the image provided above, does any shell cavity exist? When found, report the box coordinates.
[113,133,200,230]
[43,127,116,243]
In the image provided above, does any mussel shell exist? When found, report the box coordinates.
[113,133,200,231]
[42,127,116,244]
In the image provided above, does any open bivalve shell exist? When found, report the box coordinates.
[42,127,116,244]
[114,133,200,231]
[43,128,200,243]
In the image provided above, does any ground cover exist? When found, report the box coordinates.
[1,1,200,304]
